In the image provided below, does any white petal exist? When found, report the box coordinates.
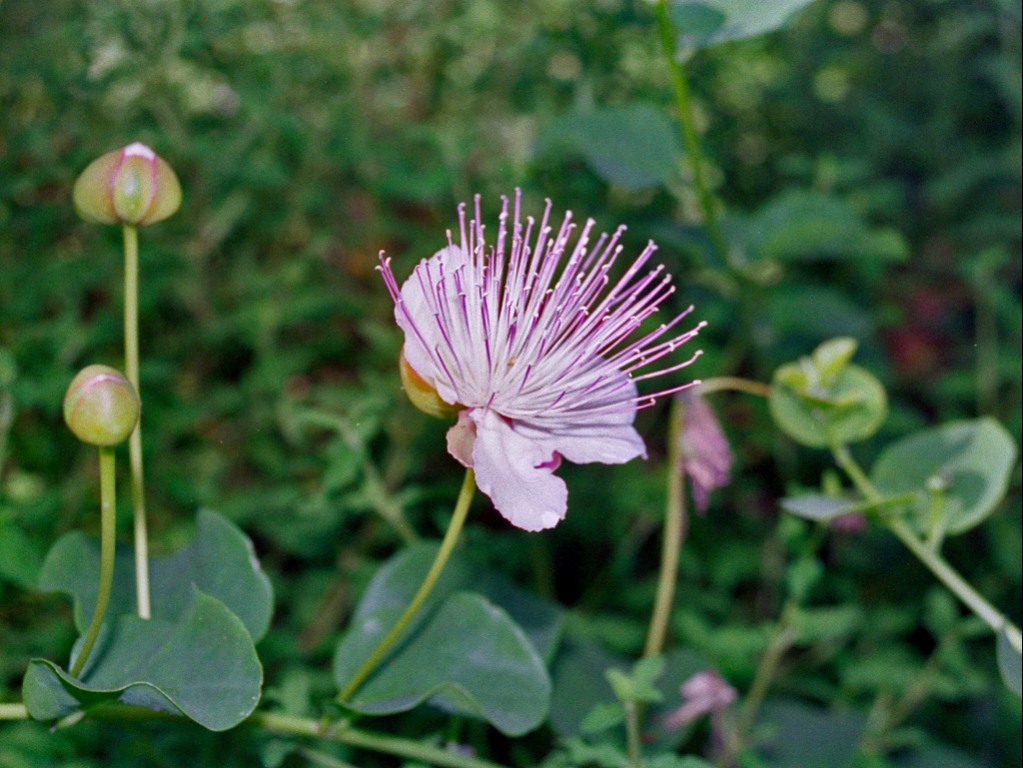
[396,246,468,405]
[469,409,567,532]
[517,420,647,465]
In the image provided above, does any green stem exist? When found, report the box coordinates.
[655,0,730,265]
[337,469,476,702]
[887,517,1010,634]
[644,396,687,658]
[624,701,644,768]
[250,712,508,768]
[698,376,771,398]
[0,702,508,768]
[832,444,1018,637]
[717,607,797,768]
[0,703,29,720]
[69,447,118,678]
[123,224,151,619]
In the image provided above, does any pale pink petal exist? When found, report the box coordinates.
[514,420,646,465]
[446,410,477,468]
[396,246,468,405]
[470,409,567,532]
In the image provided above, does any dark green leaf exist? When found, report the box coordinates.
[333,592,550,736]
[736,190,908,263]
[39,509,273,641]
[756,699,865,768]
[336,542,562,660]
[538,104,683,190]
[23,587,262,731]
[871,418,1017,535]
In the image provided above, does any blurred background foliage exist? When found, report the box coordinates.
[0,0,1020,766]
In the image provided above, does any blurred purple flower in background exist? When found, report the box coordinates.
[678,390,733,513]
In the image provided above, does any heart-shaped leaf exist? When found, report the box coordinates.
[334,592,550,736]
[23,587,262,731]
[341,542,562,661]
[39,509,273,640]
[23,510,272,730]
[871,418,1017,535]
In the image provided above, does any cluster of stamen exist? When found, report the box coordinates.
[378,191,705,426]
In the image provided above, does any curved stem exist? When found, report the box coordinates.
[832,444,1018,637]
[655,0,730,265]
[70,447,118,678]
[624,701,644,768]
[250,712,508,768]
[338,469,476,702]
[123,224,151,619]
[887,518,1011,634]
[644,396,687,658]
[698,376,771,399]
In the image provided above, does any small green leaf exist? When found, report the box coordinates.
[538,104,683,190]
[39,509,273,640]
[670,0,821,51]
[579,701,625,734]
[780,494,861,521]
[870,418,1017,535]
[334,592,550,736]
[770,350,887,449]
[996,625,1022,697]
[23,587,262,731]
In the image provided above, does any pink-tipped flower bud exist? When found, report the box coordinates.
[399,349,458,420]
[63,365,140,447]
[73,143,181,226]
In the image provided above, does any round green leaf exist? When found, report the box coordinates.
[334,592,551,736]
[39,509,273,641]
[23,587,262,731]
[770,363,887,448]
[870,418,1017,534]
[346,542,562,661]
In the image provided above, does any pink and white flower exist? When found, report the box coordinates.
[378,192,705,531]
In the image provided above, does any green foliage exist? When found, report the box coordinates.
[1,0,1020,765]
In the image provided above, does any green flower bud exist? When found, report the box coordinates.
[63,365,140,446]
[399,349,458,420]
[73,143,181,226]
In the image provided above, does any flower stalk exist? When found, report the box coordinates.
[644,396,687,659]
[337,469,476,702]
[123,223,152,619]
[69,446,118,678]
[831,443,1018,637]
